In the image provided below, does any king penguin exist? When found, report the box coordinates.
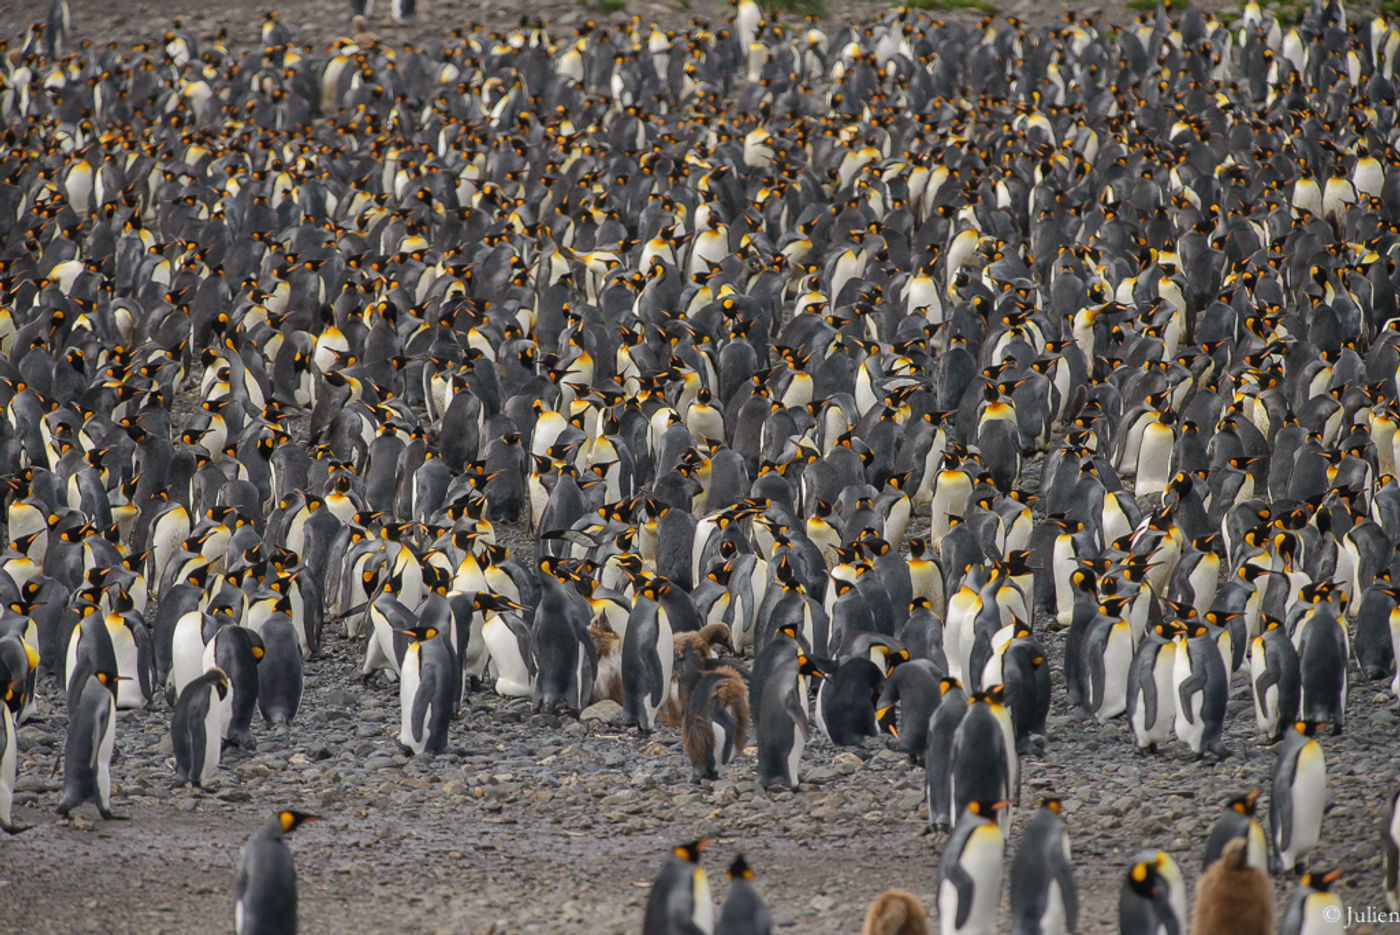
[172,667,229,787]
[1118,851,1186,935]
[861,890,928,935]
[683,667,749,782]
[399,627,455,756]
[715,854,772,935]
[643,838,715,935]
[1,676,22,832]
[235,810,317,935]
[1009,798,1077,935]
[939,800,1007,935]
[1279,870,1344,935]
[1202,789,1268,872]
[1193,838,1272,935]
[1271,720,1327,873]
[622,579,676,731]
[57,667,121,819]
[755,648,818,791]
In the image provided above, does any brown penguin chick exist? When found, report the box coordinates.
[681,665,749,781]
[861,889,928,935]
[1193,838,1272,935]
[660,623,735,725]
[350,16,379,50]
[588,621,623,705]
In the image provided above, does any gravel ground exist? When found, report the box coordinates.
[2,1,1398,934]
[5,605,1398,934]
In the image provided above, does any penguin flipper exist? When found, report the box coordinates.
[710,702,737,764]
[1273,789,1293,864]
[946,864,974,929]
[1056,855,1078,931]
[1139,674,1158,731]
[1175,673,1204,723]
[411,667,437,744]
[782,685,809,742]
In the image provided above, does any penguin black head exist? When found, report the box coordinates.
[1039,797,1063,814]
[93,669,124,697]
[672,838,709,863]
[1292,719,1326,737]
[1228,789,1260,816]
[395,626,438,643]
[939,677,961,695]
[727,854,753,881]
[1301,870,1342,892]
[277,810,318,834]
[1126,852,1168,897]
[3,679,23,713]
[966,800,1009,819]
[796,655,825,680]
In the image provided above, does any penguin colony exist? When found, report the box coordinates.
[3,0,1400,929]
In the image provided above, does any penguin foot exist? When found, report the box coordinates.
[1207,743,1235,760]
[2,822,32,834]
[98,808,129,821]
[1331,723,1344,736]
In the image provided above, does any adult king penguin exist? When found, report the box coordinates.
[235,809,317,935]
[643,838,715,935]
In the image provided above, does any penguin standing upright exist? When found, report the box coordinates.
[622,580,676,731]
[1250,618,1300,742]
[949,686,1018,830]
[1271,720,1327,873]
[257,618,303,726]
[235,810,316,935]
[57,668,121,819]
[1279,871,1344,935]
[1202,789,1268,871]
[925,677,968,831]
[939,800,1007,935]
[642,839,715,935]
[715,854,771,935]
[204,625,265,749]
[1173,622,1231,758]
[755,648,818,791]
[1126,621,1179,752]
[1193,838,1272,935]
[172,667,229,787]
[1009,798,1077,935]
[1,676,22,832]
[1118,851,1186,935]
[1385,788,1400,911]
[398,627,455,756]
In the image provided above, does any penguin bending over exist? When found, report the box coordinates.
[683,666,749,782]
[172,667,229,787]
